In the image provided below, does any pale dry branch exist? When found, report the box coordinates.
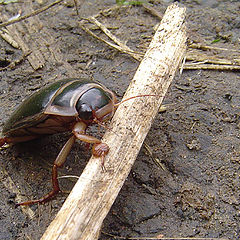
[142,3,163,19]
[79,16,143,61]
[188,42,240,52]
[88,16,142,61]
[79,23,141,59]
[183,64,240,70]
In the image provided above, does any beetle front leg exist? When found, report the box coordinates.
[16,136,76,206]
[73,123,109,169]
[92,142,109,171]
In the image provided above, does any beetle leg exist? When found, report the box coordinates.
[92,143,109,171]
[72,123,109,169]
[16,136,76,206]
[1,136,39,147]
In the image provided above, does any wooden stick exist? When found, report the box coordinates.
[41,3,187,240]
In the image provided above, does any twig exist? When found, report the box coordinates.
[79,22,143,61]
[0,28,19,48]
[73,0,79,16]
[0,0,64,29]
[183,64,240,70]
[186,53,240,65]
[188,42,240,52]
[87,16,142,61]
[79,5,145,61]
[58,175,79,180]
[143,142,166,171]
[142,3,163,19]
[180,55,186,74]
[81,21,240,71]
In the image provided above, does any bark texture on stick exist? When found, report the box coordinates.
[41,3,187,240]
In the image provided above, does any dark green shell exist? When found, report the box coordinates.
[2,78,104,135]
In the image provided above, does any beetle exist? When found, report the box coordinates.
[0,78,117,206]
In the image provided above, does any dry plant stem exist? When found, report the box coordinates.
[87,16,142,61]
[41,3,187,240]
[0,28,19,48]
[187,52,240,65]
[143,143,166,171]
[79,24,124,52]
[189,43,240,52]
[79,23,142,61]
[73,0,79,16]
[0,0,64,29]
[184,64,240,70]
[79,5,144,61]
[142,3,163,19]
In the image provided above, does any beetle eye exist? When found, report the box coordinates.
[77,103,93,120]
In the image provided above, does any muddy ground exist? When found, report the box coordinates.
[0,0,239,239]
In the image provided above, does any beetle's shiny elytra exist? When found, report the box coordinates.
[0,78,117,206]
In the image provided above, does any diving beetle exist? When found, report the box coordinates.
[0,78,117,206]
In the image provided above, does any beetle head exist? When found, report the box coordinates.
[76,87,117,124]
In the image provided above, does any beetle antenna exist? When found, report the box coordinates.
[114,94,158,108]
[93,118,110,130]
[92,94,158,137]
[93,118,121,137]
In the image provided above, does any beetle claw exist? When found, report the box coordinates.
[92,143,109,170]
[101,155,107,172]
